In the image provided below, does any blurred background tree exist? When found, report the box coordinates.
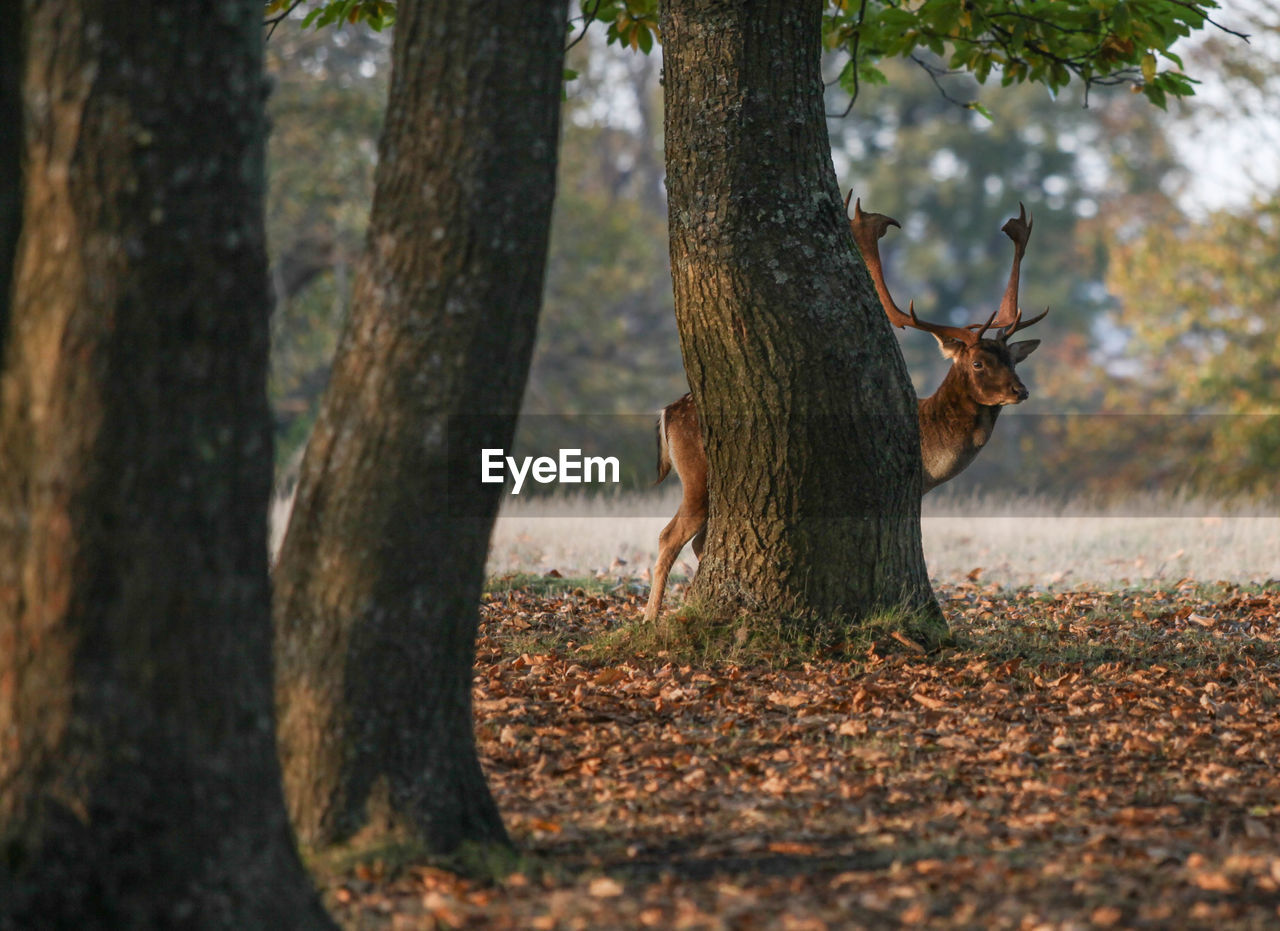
[263,3,1278,504]
[526,47,678,417]
[266,24,386,466]
[1032,196,1280,498]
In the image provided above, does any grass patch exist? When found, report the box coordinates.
[307,835,540,887]
[481,575,636,656]
[481,575,1278,678]
[487,492,1280,590]
[308,837,431,883]
[500,627,584,657]
[952,620,1135,669]
[484,572,620,598]
[948,589,1277,673]
[586,599,949,669]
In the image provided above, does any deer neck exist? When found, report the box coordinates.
[917,367,1002,492]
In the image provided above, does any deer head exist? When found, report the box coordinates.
[848,194,1047,407]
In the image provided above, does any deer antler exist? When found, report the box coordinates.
[906,305,996,348]
[994,203,1032,330]
[999,305,1049,339]
[846,191,912,328]
[948,204,1047,340]
[990,203,1049,341]
[847,193,1045,347]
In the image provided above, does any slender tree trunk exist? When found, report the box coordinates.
[661,0,942,628]
[273,0,566,853]
[0,3,333,928]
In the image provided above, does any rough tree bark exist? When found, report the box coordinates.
[0,0,20,349]
[273,0,566,853]
[661,0,942,628]
[0,2,333,928]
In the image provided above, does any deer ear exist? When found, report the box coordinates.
[934,334,967,359]
[1008,339,1039,363]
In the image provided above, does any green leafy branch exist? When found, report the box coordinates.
[822,0,1247,112]
[572,0,660,54]
[269,0,1247,112]
[264,0,396,37]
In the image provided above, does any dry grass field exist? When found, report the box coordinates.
[484,490,1280,593]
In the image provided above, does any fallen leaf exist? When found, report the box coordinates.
[588,877,624,898]
[891,631,927,654]
[912,692,945,710]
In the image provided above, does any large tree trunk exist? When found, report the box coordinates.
[273,0,566,853]
[661,0,941,627]
[0,3,333,928]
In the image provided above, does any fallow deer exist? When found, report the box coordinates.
[643,195,1047,622]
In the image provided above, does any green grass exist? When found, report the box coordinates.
[482,574,1278,677]
[586,599,950,669]
[481,573,634,656]
[483,572,622,598]
[952,598,1274,673]
[499,628,584,657]
[307,834,542,887]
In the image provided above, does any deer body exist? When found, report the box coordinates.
[643,198,1047,623]
[920,384,1001,494]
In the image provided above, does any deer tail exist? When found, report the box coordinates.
[654,408,672,485]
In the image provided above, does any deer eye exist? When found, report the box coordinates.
[971,359,985,370]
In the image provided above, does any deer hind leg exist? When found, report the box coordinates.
[644,507,706,623]
[645,392,707,623]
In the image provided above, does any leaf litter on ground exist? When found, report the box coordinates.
[321,579,1280,929]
